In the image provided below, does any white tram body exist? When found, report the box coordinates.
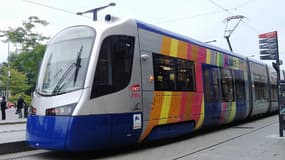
[27,16,278,151]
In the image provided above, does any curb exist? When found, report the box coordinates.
[0,120,26,126]
[0,141,34,155]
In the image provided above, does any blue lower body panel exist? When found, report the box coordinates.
[203,103,221,126]
[145,121,195,141]
[26,112,142,151]
[26,116,71,150]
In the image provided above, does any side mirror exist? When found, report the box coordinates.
[141,54,150,61]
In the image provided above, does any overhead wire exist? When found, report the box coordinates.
[207,0,259,33]
[23,0,259,33]
[155,0,258,32]
[234,0,258,10]
[23,0,91,19]
[158,9,235,24]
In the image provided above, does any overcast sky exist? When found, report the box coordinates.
[0,0,284,67]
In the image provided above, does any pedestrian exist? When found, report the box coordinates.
[24,103,29,118]
[1,96,7,120]
[17,96,25,119]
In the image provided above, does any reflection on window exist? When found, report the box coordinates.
[94,39,113,86]
[271,85,278,101]
[221,69,234,102]
[38,26,95,95]
[234,71,245,101]
[153,54,195,91]
[203,65,220,103]
[203,65,238,103]
[253,74,269,100]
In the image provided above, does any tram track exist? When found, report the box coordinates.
[0,116,279,160]
[173,120,278,160]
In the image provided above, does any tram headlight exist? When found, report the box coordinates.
[30,106,37,115]
[46,103,77,116]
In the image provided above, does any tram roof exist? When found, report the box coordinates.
[136,20,246,59]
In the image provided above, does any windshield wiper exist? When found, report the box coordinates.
[73,45,83,85]
[52,45,83,94]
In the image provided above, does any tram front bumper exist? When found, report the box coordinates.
[26,114,112,151]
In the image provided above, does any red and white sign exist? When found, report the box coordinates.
[258,31,278,60]
[258,31,277,39]
[131,84,140,92]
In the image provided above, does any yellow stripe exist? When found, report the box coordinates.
[206,49,211,64]
[160,36,171,55]
[170,39,178,57]
[216,52,220,66]
[227,102,236,123]
[159,92,172,125]
[195,96,205,130]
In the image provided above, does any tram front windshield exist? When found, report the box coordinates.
[37,26,95,95]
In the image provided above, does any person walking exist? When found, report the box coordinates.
[24,103,29,118]
[17,96,25,118]
[1,96,7,120]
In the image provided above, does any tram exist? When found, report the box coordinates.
[26,15,278,151]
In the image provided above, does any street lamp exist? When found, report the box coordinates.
[77,3,116,21]
[0,34,11,100]
[7,41,10,101]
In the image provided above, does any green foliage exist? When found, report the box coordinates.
[0,16,49,101]
[11,44,46,93]
[0,16,49,52]
[0,67,29,95]
[8,53,18,64]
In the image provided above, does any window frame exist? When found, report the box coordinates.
[91,35,135,98]
[253,73,269,100]
[221,68,235,102]
[203,64,240,103]
[234,70,246,101]
[203,64,221,103]
[152,54,196,92]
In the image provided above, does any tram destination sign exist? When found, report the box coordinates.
[258,31,278,60]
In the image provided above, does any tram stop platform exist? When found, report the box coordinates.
[99,114,285,160]
[0,109,283,160]
[0,108,29,155]
[168,114,285,160]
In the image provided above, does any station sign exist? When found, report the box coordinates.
[258,31,278,60]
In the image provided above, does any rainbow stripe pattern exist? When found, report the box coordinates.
[138,25,246,141]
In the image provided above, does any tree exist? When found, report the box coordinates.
[11,44,46,94]
[0,16,49,52]
[0,67,30,102]
[0,66,31,105]
[0,16,49,96]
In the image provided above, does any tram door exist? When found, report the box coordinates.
[202,64,222,126]
[111,36,143,146]
[139,50,154,123]
[233,70,247,120]
[93,35,143,146]
[279,82,285,136]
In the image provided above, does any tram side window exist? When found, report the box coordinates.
[234,71,246,101]
[203,66,220,103]
[253,74,269,100]
[153,54,195,91]
[255,82,269,100]
[221,69,234,102]
[271,85,278,101]
[176,59,195,91]
[91,35,135,98]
